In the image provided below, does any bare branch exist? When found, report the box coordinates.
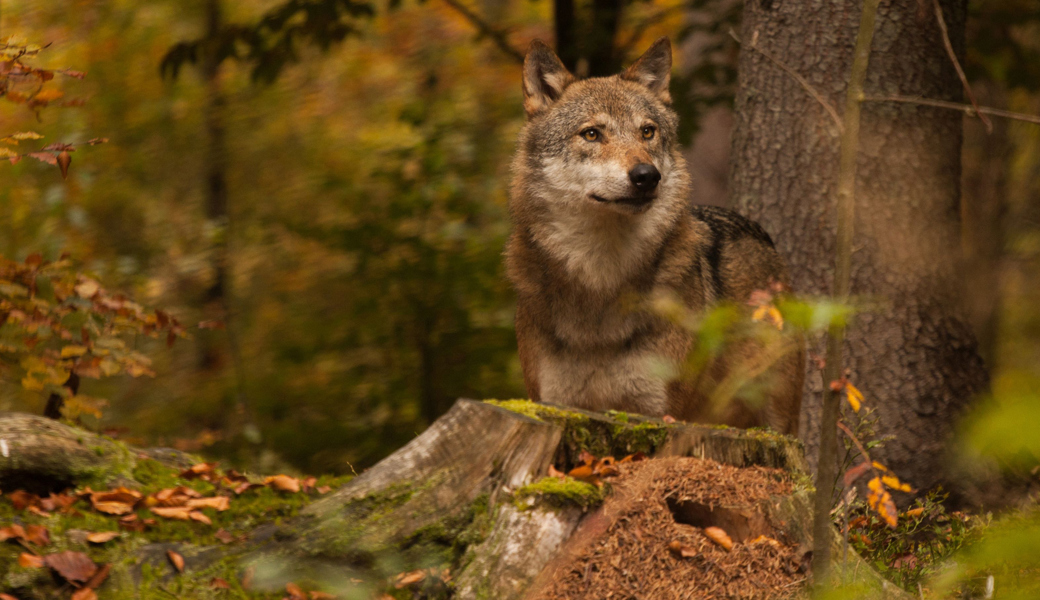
[438,0,524,64]
[931,0,992,132]
[863,94,1040,126]
[729,29,844,133]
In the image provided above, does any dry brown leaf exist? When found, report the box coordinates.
[86,531,119,544]
[308,592,335,600]
[70,590,96,600]
[662,414,677,424]
[167,550,185,573]
[90,488,142,515]
[179,463,218,480]
[265,474,301,493]
[188,511,212,525]
[22,525,49,547]
[186,496,230,511]
[547,464,566,479]
[316,485,331,494]
[18,552,45,568]
[215,529,236,544]
[0,524,26,542]
[286,582,306,599]
[703,526,734,551]
[7,490,38,510]
[0,593,22,600]
[394,569,426,588]
[44,550,97,584]
[209,577,231,589]
[83,563,111,590]
[151,506,193,520]
[567,464,595,480]
[577,450,596,466]
[667,540,697,558]
[26,506,51,518]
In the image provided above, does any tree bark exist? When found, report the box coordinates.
[730,0,988,500]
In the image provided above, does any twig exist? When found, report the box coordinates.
[729,29,844,133]
[836,420,872,462]
[863,94,1040,126]
[931,0,992,132]
[812,0,881,584]
[438,0,524,64]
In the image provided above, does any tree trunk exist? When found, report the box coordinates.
[730,0,988,500]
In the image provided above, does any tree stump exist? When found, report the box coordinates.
[0,401,907,598]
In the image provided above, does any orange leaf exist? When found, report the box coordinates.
[151,506,194,520]
[167,550,185,573]
[904,507,925,519]
[186,496,230,511]
[286,582,306,599]
[215,529,236,544]
[188,511,212,525]
[24,524,50,546]
[662,415,677,424]
[566,464,596,481]
[703,527,734,551]
[264,474,300,493]
[18,552,45,568]
[86,531,120,544]
[394,569,426,588]
[210,577,231,589]
[547,464,566,479]
[71,589,97,600]
[667,540,697,558]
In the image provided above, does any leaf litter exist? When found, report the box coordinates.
[531,456,805,600]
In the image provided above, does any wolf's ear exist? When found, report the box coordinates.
[522,41,574,118]
[621,37,672,104]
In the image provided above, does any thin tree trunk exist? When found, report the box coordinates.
[731,0,987,499]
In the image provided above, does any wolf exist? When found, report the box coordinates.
[506,37,803,434]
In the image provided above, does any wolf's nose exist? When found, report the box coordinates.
[629,164,661,192]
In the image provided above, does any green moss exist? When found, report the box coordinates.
[605,410,630,423]
[514,476,606,510]
[484,399,584,423]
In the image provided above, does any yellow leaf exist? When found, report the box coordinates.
[60,345,89,358]
[882,474,912,493]
[845,382,864,412]
[32,89,64,103]
[0,148,18,158]
[867,476,882,493]
[10,131,43,140]
[872,461,888,472]
[751,305,768,322]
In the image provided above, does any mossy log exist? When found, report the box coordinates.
[0,402,906,599]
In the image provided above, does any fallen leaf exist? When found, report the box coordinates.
[210,577,231,589]
[566,464,595,481]
[71,590,96,600]
[286,582,306,599]
[83,563,111,590]
[44,550,97,584]
[74,279,100,299]
[188,511,212,525]
[749,535,781,548]
[179,462,217,480]
[215,529,236,544]
[703,526,734,551]
[547,464,566,479]
[394,569,426,588]
[668,540,697,558]
[18,552,45,568]
[151,506,193,520]
[264,474,300,493]
[8,490,39,510]
[89,488,142,515]
[577,450,595,466]
[662,414,677,424]
[86,531,119,544]
[167,550,185,573]
[186,496,230,511]
[316,485,331,494]
[0,593,22,600]
[0,524,26,542]
[308,592,335,600]
[24,524,50,546]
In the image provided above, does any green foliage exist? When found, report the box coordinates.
[846,490,983,593]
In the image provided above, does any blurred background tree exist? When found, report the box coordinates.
[0,0,1037,506]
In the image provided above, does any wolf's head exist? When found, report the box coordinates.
[512,38,689,219]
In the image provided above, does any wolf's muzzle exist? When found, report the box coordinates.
[629,163,661,192]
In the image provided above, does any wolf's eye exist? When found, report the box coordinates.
[580,128,600,142]
[641,125,656,140]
